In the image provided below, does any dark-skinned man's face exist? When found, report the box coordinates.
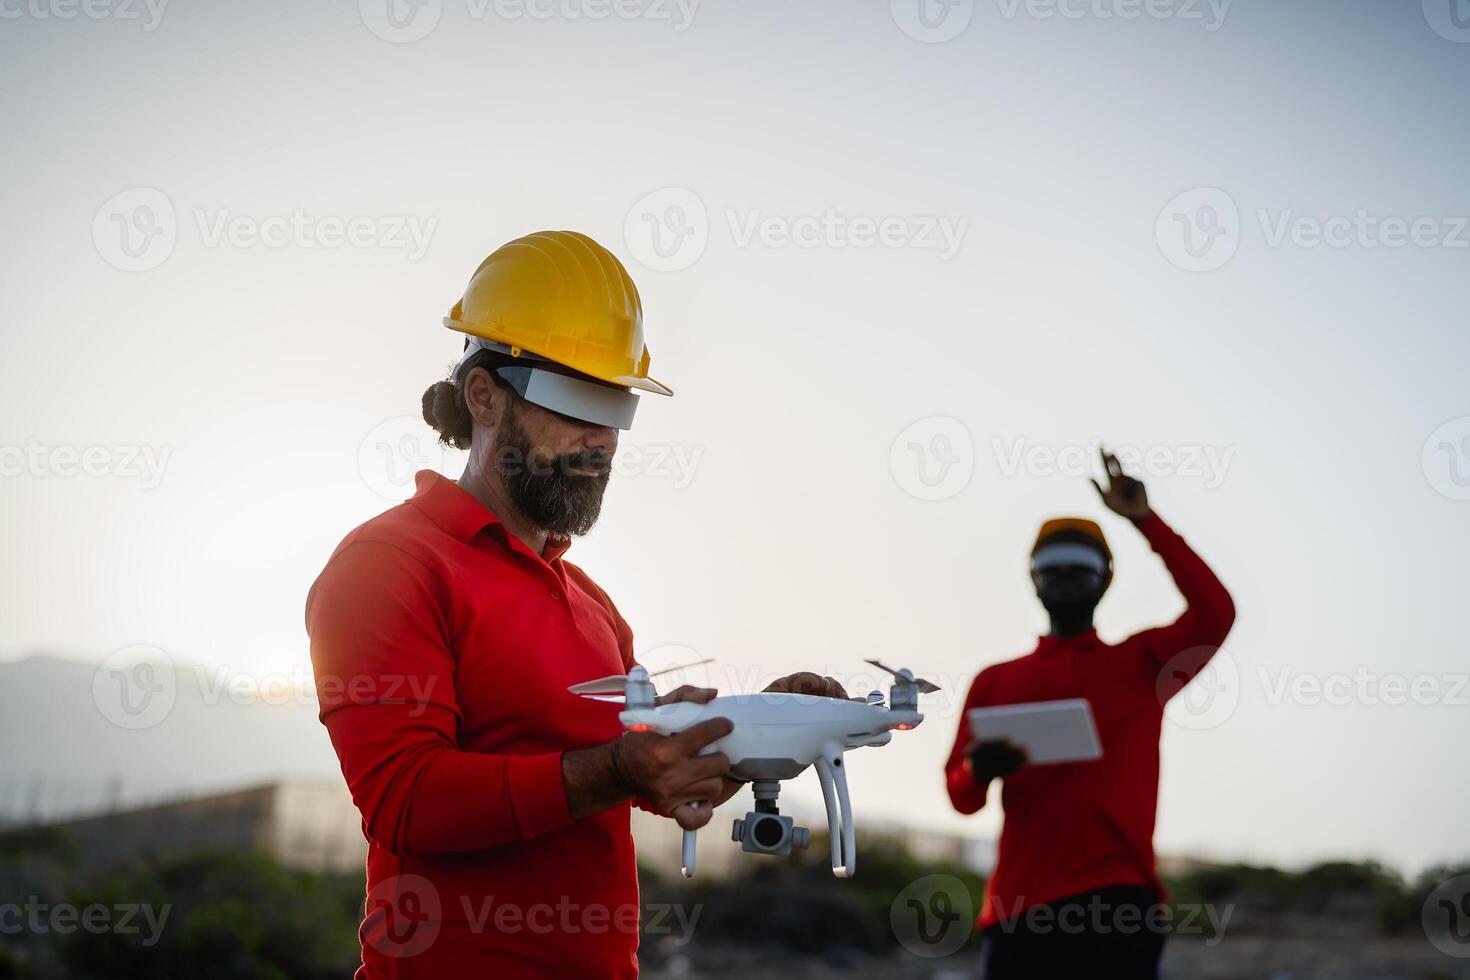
[1032,564,1106,616]
[1030,534,1109,618]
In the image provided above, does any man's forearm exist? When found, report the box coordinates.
[562,741,632,821]
[946,758,989,813]
[1137,511,1233,610]
[563,741,746,821]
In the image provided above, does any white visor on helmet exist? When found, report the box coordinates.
[455,337,640,430]
[1031,541,1109,574]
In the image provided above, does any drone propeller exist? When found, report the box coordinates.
[864,658,940,694]
[568,675,633,697]
[569,659,715,700]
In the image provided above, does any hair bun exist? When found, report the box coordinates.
[421,379,471,449]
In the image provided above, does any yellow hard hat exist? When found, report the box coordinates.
[444,230,672,397]
[1032,517,1112,562]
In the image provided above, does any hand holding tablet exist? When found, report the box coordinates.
[967,698,1103,766]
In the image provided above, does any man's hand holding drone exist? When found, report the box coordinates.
[657,673,853,826]
[617,716,735,830]
[760,672,851,699]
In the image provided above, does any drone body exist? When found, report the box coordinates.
[569,662,938,878]
[619,692,908,780]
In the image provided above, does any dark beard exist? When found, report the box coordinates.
[494,403,612,537]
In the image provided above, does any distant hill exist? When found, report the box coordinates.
[0,654,342,825]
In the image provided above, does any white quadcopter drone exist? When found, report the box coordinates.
[568,660,940,878]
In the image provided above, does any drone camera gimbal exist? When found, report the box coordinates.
[731,779,811,857]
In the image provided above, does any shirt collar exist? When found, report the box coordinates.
[1036,627,1101,654]
[408,469,572,562]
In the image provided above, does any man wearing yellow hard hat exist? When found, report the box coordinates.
[306,230,846,978]
[946,449,1236,979]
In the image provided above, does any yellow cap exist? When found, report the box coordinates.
[444,230,671,396]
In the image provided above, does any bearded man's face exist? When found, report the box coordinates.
[494,395,615,537]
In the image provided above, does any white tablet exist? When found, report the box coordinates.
[967,698,1102,765]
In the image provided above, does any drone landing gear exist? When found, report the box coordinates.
[679,761,855,879]
[815,749,856,878]
[681,815,698,879]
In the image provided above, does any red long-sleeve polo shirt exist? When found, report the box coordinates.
[945,513,1235,928]
[305,470,643,978]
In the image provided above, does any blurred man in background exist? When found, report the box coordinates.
[946,448,1235,979]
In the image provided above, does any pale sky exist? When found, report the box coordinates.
[2,0,1467,876]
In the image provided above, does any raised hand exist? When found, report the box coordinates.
[1090,446,1151,522]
